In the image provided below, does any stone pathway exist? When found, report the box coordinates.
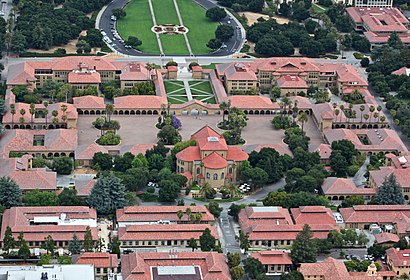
[183,81,193,101]
[172,0,193,56]
[147,0,164,55]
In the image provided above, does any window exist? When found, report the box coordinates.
[128,241,133,246]
[213,173,218,180]
[229,167,233,174]
[206,173,210,179]
[196,167,201,174]
[181,240,184,245]
[181,167,184,173]
[221,173,225,179]
[277,265,282,271]
[103,268,108,274]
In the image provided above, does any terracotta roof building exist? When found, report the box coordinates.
[121,252,231,280]
[74,252,118,277]
[369,166,410,200]
[0,206,98,250]
[300,257,396,280]
[290,206,336,225]
[251,250,292,275]
[176,125,248,188]
[215,62,258,93]
[374,232,400,245]
[118,224,219,249]
[116,206,215,226]
[386,248,410,277]
[321,177,377,203]
[75,143,109,167]
[276,75,308,96]
[0,155,57,192]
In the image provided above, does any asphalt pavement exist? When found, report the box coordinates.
[96,0,245,57]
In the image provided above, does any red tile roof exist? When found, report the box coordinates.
[75,144,109,160]
[216,63,258,81]
[191,126,228,151]
[176,146,201,161]
[118,224,219,241]
[239,206,294,231]
[73,96,106,109]
[386,248,410,267]
[365,31,410,44]
[340,205,410,224]
[1,206,98,242]
[226,146,249,161]
[75,252,118,268]
[299,257,351,279]
[321,177,377,196]
[120,144,156,156]
[290,206,336,225]
[75,179,96,197]
[114,95,167,109]
[369,166,410,188]
[392,67,410,76]
[202,152,227,169]
[251,250,292,265]
[119,62,149,81]
[315,143,332,160]
[116,206,215,223]
[276,75,308,89]
[121,252,231,280]
[226,95,279,110]
[375,232,400,244]
[68,71,101,84]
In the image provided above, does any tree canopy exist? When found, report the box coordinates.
[375,174,405,205]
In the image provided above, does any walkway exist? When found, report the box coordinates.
[183,81,193,100]
[147,0,164,55]
[172,0,194,56]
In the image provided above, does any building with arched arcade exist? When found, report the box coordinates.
[176,126,248,188]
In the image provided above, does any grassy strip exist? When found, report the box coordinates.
[117,0,160,53]
[189,81,213,93]
[177,0,218,54]
[160,34,189,54]
[151,0,179,24]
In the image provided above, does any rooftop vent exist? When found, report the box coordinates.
[207,137,219,142]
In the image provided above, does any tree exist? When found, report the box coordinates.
[280,271,304,280]
[228,203,246,221]
[255,36,294,57]
[2,226,15,255]
[207,202,222,218]
[158,179,180,202]
[374,174,405,205]
[188,238,198,251]
[236,230,250,252]
[51,156,73,175]
[42,235,55,255]
[300,40,325,57]
[10,30,27,54]
[157,125,182,145]
[206,7,226,21]
[88,173,126,215]
[17,233,30,260]
[330,151,349,177]
[207,38,222,50]
[131,153,148,169]
[215,24,234,42]
[361,57,370,67]
[199,228,216,251]
[108,236,121,257]
[23,190,59,206]
[127,36,142,48]
[59,188,86,206]
[177,209,184,221]
[227,252,241,268]
[112,8,126,19]
[387,32,403,50]
[68,233,82,254]
[230,266,245,280]
[92,152,113,170]
[244,257,265,279]
[83,226,94,252]
[297,112,308,132]
[290,224,317,266]
[0,176,21,207]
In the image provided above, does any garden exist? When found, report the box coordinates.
[164,80,217,104]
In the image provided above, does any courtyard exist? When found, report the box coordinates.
[77,115,324,149]
[165,80,217,104]
[116,0,218,54]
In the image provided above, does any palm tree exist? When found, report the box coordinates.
[176,210,184,222]
[199,182,215,199]
[394,119,400,126]
[224,183,240,198]
[236,230,250,253]
[61,104,67,116]
[298,112,308,132]
[145,63,156,80]
[335,109,340,123]
[105,104,114,123]
[373,112,379,123]
[359,105,365,123]
[61,115,67,127]
[43,101,49,129]
[219,100,231,124]
[186,208,192,222]
[19,109,26,127]
[52,118,59,125]
[377,105,382,114]
[19,117,25,126]
[29,103,35,130]
[10,104,15,128]
[369,105,375,123]
[363,113,370,124]
[380,115,386,123]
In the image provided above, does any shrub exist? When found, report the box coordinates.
[96,131,121,146]
[347,165,360,177]
[147,186,155,193]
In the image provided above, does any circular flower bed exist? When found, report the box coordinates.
[96,131,121,146]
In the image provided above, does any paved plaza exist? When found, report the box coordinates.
[77,115,324,148]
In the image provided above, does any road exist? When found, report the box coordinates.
[96,0,245,57]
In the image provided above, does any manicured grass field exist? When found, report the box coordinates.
[160,34,189,54]
[151,0,179,24]
[165,81,189,104]
[164,81,185,93]
[116,0,159,53]
[189,81,213,93]
[177,0,218,54]
[189,81,216,104]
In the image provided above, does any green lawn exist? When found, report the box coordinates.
[201,63,217,69]
[189,81,213,93]
[189,81,216,104]
[311,3,328,13]
[160,34,189,54]
[151,0,179,24]
[116,0,159,53]
[177,0,218,54]
[165,81,188,104]
[164,81,185,93]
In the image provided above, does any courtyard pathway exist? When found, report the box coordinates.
[147,0,164,55]
[183,81,193,101]
[172,0,193,56]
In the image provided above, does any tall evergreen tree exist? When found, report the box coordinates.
[2,226,15,255]
[17,232,30,260]
[83,226,94,252]
[88,173,126,215]
[68,233,82,254]
[375,174,405,205]
[42,235,55,255]
[199,228,216,252]
[108,236,120,257]
[0,177,22,207]
[290,224,317,266]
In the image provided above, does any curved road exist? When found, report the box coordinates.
[97,0,245,57]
